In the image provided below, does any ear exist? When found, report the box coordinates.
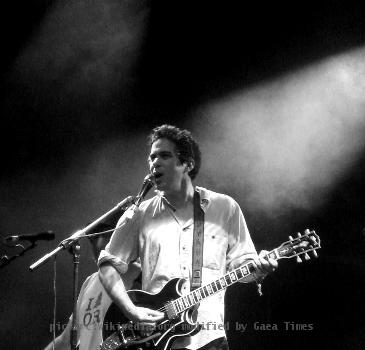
[185,159,195,173]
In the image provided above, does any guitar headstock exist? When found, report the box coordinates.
[276,229,321,262]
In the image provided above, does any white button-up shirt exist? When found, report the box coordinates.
[98,186,258,349]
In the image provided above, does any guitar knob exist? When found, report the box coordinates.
[296,255,302,263]
[310,236,317,244]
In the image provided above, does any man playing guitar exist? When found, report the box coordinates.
[98,124,277,350]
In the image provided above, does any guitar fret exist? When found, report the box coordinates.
[173,300,181,313]
[179,298,185,310]
[176,299,181,311]
[241,265,249,276]
[220,277,226,288]
[187,295,193,306]
[177,300,183,312]
[203,286,209,297]
[216,279,222,290]
[183,296,191,307]
[181,297,187,309]
[206,284,212,295]
[211,281,218,293]
[225,274,232,285]
[247,262,256,274]
[230,271,237,282]
[236,268,243,279]
[199,288,205,299]
[191,291,198,303]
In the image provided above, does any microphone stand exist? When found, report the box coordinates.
[70,243,80,350]
[29,196,134,271]
[0,242,37,269]
[29,196,134,350]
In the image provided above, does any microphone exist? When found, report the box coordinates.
[4,231,55,243]
[134,174,154,206]
[122,175,154,222]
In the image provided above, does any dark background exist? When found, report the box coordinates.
[1,1,365,349]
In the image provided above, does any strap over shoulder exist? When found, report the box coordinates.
[191,189,205,290]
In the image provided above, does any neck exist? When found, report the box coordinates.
[163,179,195,209]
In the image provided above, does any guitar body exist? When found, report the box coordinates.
[102,278,200,350]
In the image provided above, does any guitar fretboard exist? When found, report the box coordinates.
[170,248,280,315]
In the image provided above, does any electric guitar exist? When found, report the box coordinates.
[101,229,321,350]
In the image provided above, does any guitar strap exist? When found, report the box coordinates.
[191,189,205,291]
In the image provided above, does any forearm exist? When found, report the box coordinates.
[99,263,137,319]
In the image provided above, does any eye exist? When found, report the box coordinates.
[161,152,172,159]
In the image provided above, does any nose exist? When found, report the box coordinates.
[154,155,163,166]
[150,157,161,171]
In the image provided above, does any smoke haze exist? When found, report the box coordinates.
[193,47,365,215]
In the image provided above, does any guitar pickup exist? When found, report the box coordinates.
[164,301,178,319]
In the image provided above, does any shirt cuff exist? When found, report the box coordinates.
[97,249,129,275]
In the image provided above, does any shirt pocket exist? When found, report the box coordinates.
[203,232,228,270]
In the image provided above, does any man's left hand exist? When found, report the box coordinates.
[253,250,278,280]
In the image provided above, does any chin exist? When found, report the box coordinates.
[155,182,165,191]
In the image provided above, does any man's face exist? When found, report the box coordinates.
[149,138,187,193]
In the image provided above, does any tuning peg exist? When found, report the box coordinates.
[296,255,302,263]
[304,252,310,260]
[297,232,302,238]
[289,235,294,241]
[312,250,318,258]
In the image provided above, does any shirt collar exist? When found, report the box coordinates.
[155,186,210,212]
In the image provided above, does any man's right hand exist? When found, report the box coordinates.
[128,306,164,337]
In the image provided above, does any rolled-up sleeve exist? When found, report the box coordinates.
[97,208,140,275]
[226,198,258,271]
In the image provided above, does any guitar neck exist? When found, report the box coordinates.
[172,248,281,314]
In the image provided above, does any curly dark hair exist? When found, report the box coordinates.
[148,124,201,180]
